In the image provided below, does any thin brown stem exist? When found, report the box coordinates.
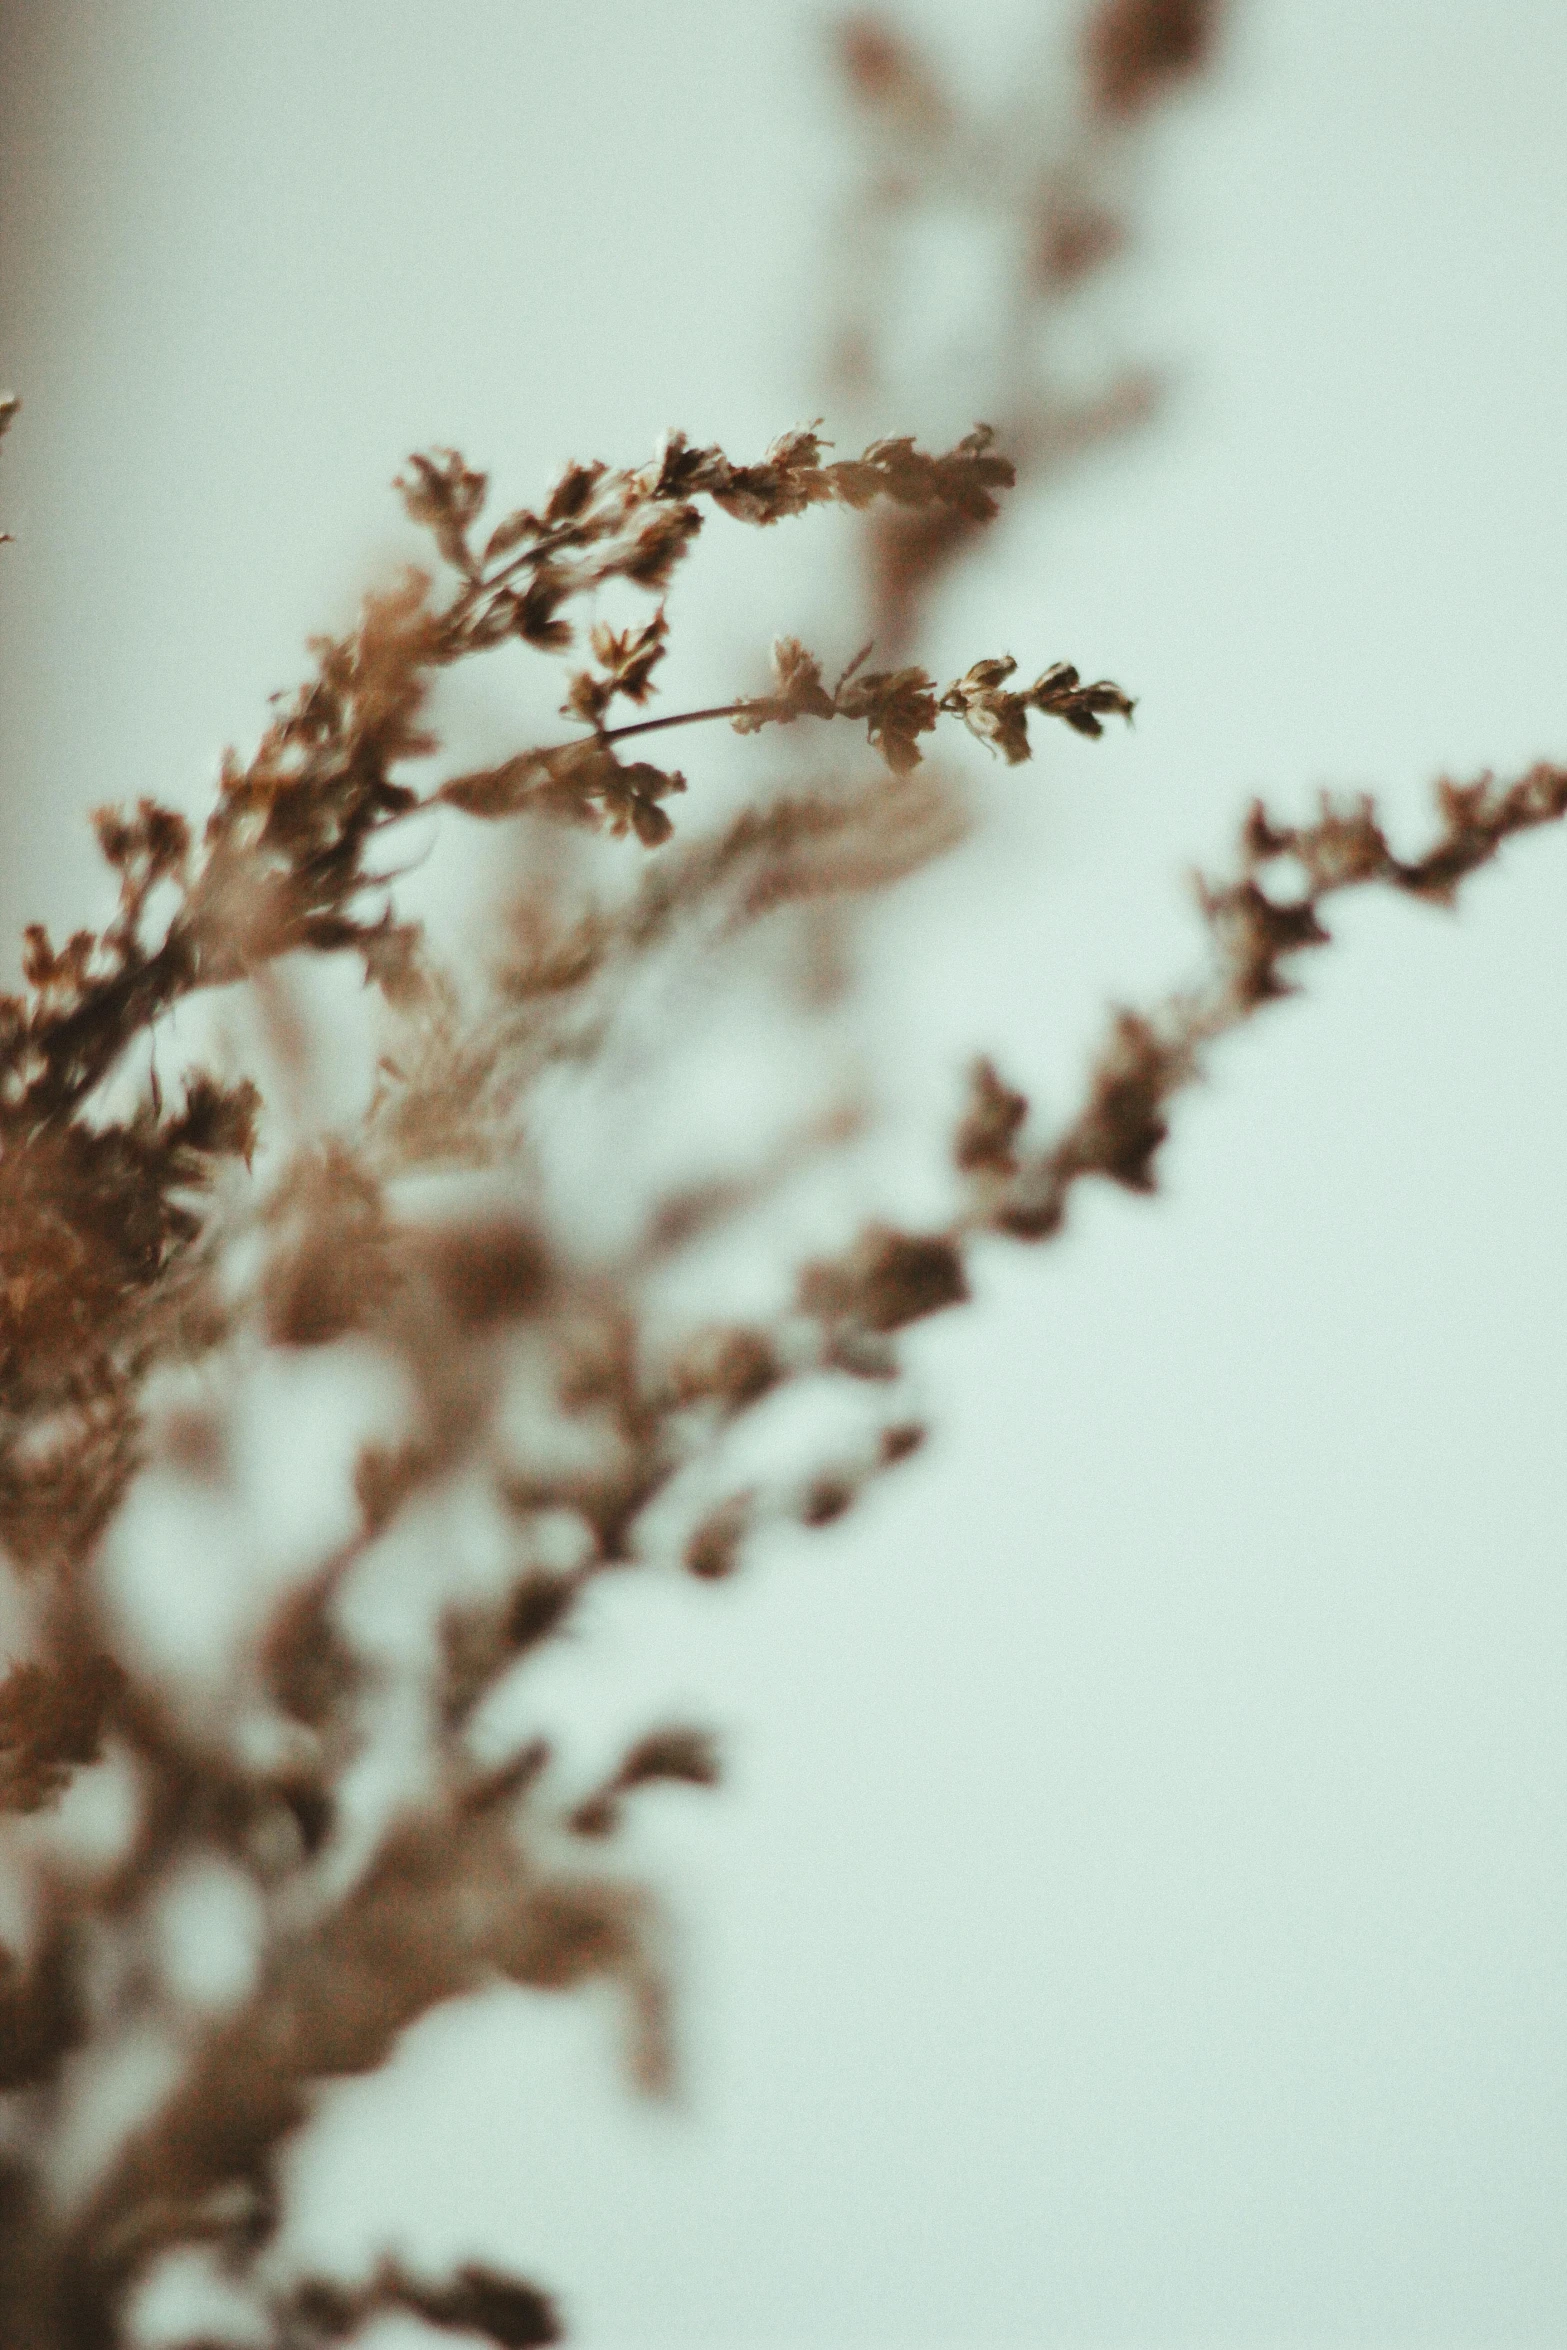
[599,701,761,746]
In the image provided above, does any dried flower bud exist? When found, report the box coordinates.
[543,458,607,525]
[421,1217,550,1329]
[0,1653,122,1812]
[668,1326,779,1410]
[955,1057,1029,1173]
[1085,0,1219,120]
[801,1474,854,1526]
[684,1492,752,1580]
[801,1222,968,1336]
[836,664,939,773]
[732,637,839,735]
[1027,661,1136,738]
[1053,1010,1189,1194]
[395,447,489,574]
[284,2258,561,2347]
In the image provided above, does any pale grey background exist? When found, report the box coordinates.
[1,4,1564,2345]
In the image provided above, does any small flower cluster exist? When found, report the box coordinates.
[728,639,1133,775]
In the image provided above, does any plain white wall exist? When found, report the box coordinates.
[2,5,1564,2344]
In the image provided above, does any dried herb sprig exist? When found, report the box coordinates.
[0,399,1131,2350]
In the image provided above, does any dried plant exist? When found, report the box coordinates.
[0,7,1560,2347]
[0,380,1142,2344]
[830,0,1221,644]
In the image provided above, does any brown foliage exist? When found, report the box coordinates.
[0,383,1125,2341]
[0,9,1555,2348]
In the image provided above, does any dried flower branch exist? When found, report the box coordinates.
[0,388,1134,2347]
[829,4,1225,645]
[954,765,1567,1242]
[2,9,1551,2348]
